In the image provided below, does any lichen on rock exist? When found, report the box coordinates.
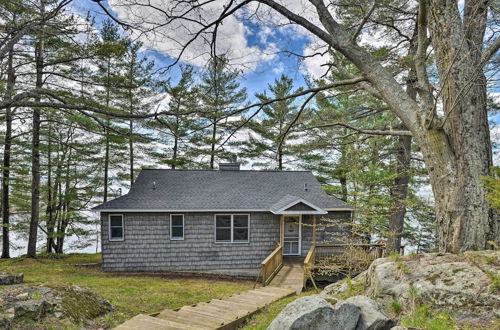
[322,250,500,327]
[0,284,113,328]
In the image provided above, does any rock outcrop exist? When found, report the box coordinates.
[0,273,23,285]
[324,250,500,327]
[268,295,361,330]
[270,250,499,329]
[345,296,395,330]
[0,284,113,328]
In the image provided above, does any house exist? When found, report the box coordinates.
[93,161,354,275]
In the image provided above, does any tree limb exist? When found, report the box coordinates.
[306,122,413,136]
[481,37,500,67]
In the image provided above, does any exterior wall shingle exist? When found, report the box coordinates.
[101,210,352,272]
[101,212,280,272]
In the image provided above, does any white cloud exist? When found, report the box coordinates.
[301,43,329,78]
[272,62,285,75]
[108,0,279,71]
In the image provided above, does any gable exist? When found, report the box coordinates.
[284,202,316,212]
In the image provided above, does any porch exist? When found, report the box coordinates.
[260,214,390,294]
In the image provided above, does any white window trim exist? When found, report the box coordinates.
[108,214,124,241]
[170,214,185,241]
[214,214,250,244]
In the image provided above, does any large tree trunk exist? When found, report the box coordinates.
[27,6,45,257]
[46,120,54,253]
[387,133,412,254]
[386,29,418,255]
[1,46,15,259]
[303,0,496,252]
[422,0,495,252]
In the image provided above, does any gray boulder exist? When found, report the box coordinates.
[268,295,360,330]
[0,273,23,285]
[345,295,395,330]
[14,300,52,320]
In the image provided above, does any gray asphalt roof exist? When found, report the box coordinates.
[93,169,354,211]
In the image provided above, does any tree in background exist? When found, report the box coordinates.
[149,65,202,169]
[198,56,247,168]
[115,40,157,186]
[238,74,303,170]
[93,20,129,202]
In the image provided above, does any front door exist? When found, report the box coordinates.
[283,215,301,256]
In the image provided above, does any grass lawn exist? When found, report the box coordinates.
[0,253,254,329]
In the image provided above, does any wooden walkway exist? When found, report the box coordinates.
[114,286,295,330]
[268,258,305,295]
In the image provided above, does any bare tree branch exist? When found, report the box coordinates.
[306,122,413,136]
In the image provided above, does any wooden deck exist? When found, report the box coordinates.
[268,257,305,295]
[114,286,295,330]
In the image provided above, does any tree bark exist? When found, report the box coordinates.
[424,0,495,252]
[386,26,418,255]
[292,0,497,252]
[46,120,54,253]
[210,121,216,169]
[1,46,15,259]
[387,133,412,254]
[27,1,45,257]
[103,57,111,202]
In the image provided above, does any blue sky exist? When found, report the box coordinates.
[71,0,313,100]
[71,0,500,126]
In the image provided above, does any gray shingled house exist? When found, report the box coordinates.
[93,161,354,275]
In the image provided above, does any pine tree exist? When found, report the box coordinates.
[93,20,129,201]
[150,64,202,169]
[197,56,247,168]
[238,74,303,170]
[115,40,157,185]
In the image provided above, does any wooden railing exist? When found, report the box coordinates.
[315,243,385,259]
[261,243,283,285]
[313,243,386,278]
[303,245,317,289]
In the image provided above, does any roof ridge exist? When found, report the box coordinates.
[141,168,312,173]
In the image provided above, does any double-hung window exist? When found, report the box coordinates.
[170,214,184,240]
[109,214,124,241]
[215,214,249,243]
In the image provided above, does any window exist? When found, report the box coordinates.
[109,214,124,241]
[170,214,184,240]
[215,214,249,243]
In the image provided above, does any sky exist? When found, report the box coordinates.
[69,0,500,142]
[70,0,318,99]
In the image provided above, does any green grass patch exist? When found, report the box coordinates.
[402,304,456,330]
[390,299,402,316]
[0,253,253,328]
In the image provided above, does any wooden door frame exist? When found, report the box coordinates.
[281,214,302,256]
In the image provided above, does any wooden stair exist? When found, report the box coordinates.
[268,260,305,295]
[114,286,295,330]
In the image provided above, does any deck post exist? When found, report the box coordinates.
[280,215,284,248]
[312,215,317,246]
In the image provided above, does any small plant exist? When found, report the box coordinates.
[31,291,43,299]
[338,277,365,299]
[485,271,500,292]
[484,256,496,265]
[389,252,400,261]
[487,240,498,250]
[402,304,456,330]
[390,299,402,315]
[396,261,411,275]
